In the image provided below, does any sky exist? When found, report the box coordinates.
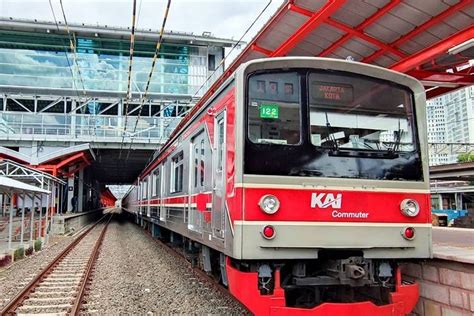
[0,0,285,62]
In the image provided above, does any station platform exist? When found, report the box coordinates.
[51,209,104,235]
[432,227,474,264]
[403,227,474,315]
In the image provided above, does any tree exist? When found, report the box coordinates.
[458,153,474,162]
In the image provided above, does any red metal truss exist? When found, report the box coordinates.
[270,0,347,57]
[55,152,87,170]
[319,0,401,57]
[324,18,406,58]
[34,152,92,177]
[288,2,406,58]
[391,26,474,72]
[363,0,473,64]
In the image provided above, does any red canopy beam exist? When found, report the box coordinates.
[272,0,346,57]
[363,0,472,64]
[251,44,272,56]
[319,0,401,57]
[408,70,474,86]
[56,152,86,170]
[391,26,474,73]
[426,87,460,99]
[325,18,406,58]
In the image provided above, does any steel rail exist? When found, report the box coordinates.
[0,214,111,315]
[71,214,112,315]
[144,231,250,314]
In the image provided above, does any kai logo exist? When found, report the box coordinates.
[311,193,342,209]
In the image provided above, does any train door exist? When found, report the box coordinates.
[212,112,226,239]
[159,162,167,222]
[188,131,206,233]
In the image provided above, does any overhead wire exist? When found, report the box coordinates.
[118,0,138,159]
[58,0,88,98]
[151,0,274,152]
[48,0,81,100]
[124,0,172,161]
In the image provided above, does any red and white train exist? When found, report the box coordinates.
[123,57,431,315]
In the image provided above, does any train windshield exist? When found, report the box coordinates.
[308,72,415,153]
[245,69,423,181]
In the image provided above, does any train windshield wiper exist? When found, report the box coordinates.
[322,112,338,151]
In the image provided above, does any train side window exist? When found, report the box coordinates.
[151,171,157,197]
[194,142,199,188]
[155,170,160,197]
[217,117,225,171]
[200,139,205,187]
[171,151,184,193]
[142,179,147,199]
[147,175,152,199]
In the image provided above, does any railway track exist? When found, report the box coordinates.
[0,214,112,315]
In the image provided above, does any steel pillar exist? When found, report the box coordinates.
[78,168,84,212]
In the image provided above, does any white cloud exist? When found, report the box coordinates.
[0,0,284,40]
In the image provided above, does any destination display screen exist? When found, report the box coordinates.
[311,82,354,104]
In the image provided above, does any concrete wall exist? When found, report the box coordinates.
[51,209,103,235]
[402,260,474,315]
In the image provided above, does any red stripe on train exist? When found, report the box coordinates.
[243,188,430,223]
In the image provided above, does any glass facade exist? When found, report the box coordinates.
[0,31,212,96]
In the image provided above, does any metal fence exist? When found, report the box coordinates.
[0,112,181,143]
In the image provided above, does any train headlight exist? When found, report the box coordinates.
[259,194,280,214]
[400,199,419,217]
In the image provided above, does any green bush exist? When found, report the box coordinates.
[34,239,42,252]
[25,246,34,256]
[0,254,12,267]
[14,247,25,261]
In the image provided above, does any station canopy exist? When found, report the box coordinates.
[230,0,473,96]
[240,0,473,98]
[172,0,473,144]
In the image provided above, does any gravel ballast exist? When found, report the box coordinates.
[86,217,249,314]
[0,235,74,309]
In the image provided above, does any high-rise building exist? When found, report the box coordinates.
[427,86,474,165]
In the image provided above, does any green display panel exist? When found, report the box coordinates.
[259,104,279,119]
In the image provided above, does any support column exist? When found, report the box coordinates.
[0,194,3,217]
[71,110,77,138]
[44,192,50,245]
[20,193,25,247]
[67,166,75,213]
[38,194,43,239]
[78,168,84,212]
[29,194,35,243]
[50,183,56,215]
[7,193,13,250]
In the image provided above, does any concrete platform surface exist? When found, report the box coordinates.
[432,227,474,264]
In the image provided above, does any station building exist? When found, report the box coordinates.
[0,17,238,212]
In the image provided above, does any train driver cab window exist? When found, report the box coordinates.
[308,72,416,153]
[248,72,301,145]
[171,152,184,193]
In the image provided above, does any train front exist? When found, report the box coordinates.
[227,58,431,315]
